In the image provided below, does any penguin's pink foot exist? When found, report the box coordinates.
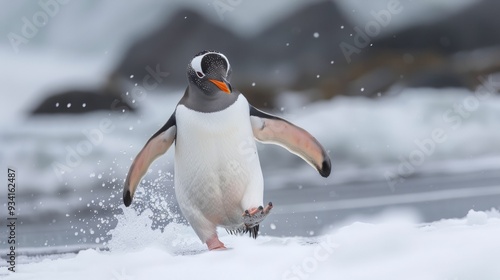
[206,235,226,251]
[243,202,273,229]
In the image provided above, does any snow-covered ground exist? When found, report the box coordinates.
[2,208,500,280]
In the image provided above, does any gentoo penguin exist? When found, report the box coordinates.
[123,50,331,250]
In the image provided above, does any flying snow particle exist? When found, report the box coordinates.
[82,103,86,108]
[361,88,365,92]
[67,103,71,108]
[55,102,59,107]
[313,32,319,38]
[130,75,134,78]
[270,223,276,230]
[251,82,256,87]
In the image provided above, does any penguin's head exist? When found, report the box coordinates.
[187,50,232,95]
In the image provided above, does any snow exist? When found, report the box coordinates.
[1,3,499,278]
[2,208,500,280]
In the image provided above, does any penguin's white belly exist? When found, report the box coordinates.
[174,96,263,230]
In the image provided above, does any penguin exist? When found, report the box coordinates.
[122,50,331,250]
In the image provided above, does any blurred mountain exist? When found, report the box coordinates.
[31,0,500,114]
[113,1,354,107]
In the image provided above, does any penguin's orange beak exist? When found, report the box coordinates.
[209,79,231,94]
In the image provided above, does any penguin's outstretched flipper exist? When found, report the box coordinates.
[123,113,177,206]
[249,106,331,178]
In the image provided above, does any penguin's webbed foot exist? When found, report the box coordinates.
[226,202,273,239]
[241,202,273,238]
[243,202,273,226]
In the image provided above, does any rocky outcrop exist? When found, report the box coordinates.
[31,74,135,114]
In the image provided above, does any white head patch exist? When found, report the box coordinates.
[190,51,230,78]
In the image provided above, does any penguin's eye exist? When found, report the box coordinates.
[196,71,204,78]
